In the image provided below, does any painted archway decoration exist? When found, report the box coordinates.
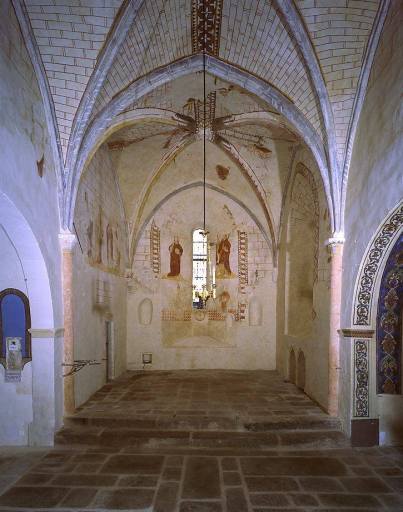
[353,202,403,326]
[376,233,403,394]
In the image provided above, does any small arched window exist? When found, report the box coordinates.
[0,288,31,369]
[192,229,208,307]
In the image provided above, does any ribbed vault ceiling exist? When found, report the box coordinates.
[20,0,387,233]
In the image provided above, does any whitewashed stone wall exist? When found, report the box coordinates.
[340,0,403,436]
[277,148,332,410]
[0,0,63,445]
[73,145,128,407]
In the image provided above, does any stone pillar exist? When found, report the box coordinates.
[326,236,344,417]
[59,232,77,416]
[28,328,64,446]
[341,329,378,446]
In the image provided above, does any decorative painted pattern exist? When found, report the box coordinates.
[194,91,216,131]
[150,220,161,274]
[161,309,192,321]
[354,338,370,418]
[238,231,248,294]
[376,234,403,394]
[191,0,223,55]
[238,301,247,322]
[354,203,403,326]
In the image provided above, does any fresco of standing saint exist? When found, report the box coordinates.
[216,234,235,279]
[167,237,183,277]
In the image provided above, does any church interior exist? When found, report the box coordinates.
[0,0,402,509]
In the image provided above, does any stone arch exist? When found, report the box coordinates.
[64,55,333,232]
[353,201,403,327]
[132,181,275,265]
[376,233,403,395]
[289,348,296,384]
[285,162,319,337]
[297,350,306,391]
[0,192,54,328]
[0,190,58,446]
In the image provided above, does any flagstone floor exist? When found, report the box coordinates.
[0,370,402,511]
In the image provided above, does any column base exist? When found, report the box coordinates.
[351,418,379,447]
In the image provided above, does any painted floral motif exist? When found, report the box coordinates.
[355,204,403,325]
[354,339,369,417]
[376,234,403,394]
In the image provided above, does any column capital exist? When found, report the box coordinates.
[340,328,375,339]
[59,230,77,252]
[325,231,345,246]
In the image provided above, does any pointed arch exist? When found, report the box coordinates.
[131,181,275,263]
[63,55,334,232]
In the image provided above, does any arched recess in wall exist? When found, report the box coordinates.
[0,191,54,329]
[285,163,319,337]
[289,348,296,384]
[376,233,403,395]
[133,182,274,263]
[297,350,306,391]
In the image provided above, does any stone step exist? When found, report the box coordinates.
[55,426,349,451]
[64,414,341,432]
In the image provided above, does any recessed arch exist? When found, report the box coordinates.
[131,181,275,266]
[125,132,278,267]
[289,348,296,384]
[297,350,306,391]
[64,55,334,232]
[0,191,54,329]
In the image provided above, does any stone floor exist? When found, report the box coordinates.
[0,370,402,511]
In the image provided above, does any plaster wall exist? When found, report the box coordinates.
[73,147,128,407]
[340,0,403,436]
[276,149,332,410]
[0,228,33,445]
[0,1,63,445]
[128,188,276,370]
[135,141,272,250]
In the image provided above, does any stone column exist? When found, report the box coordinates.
[326,236,344,417]
[59,232,77,416]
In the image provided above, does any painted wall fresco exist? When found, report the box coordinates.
[74,146,125,276]
[128,188,276,369]
[376,233,403,394]
[72,145,128,407]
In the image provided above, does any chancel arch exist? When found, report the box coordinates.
[64,57,334,232]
